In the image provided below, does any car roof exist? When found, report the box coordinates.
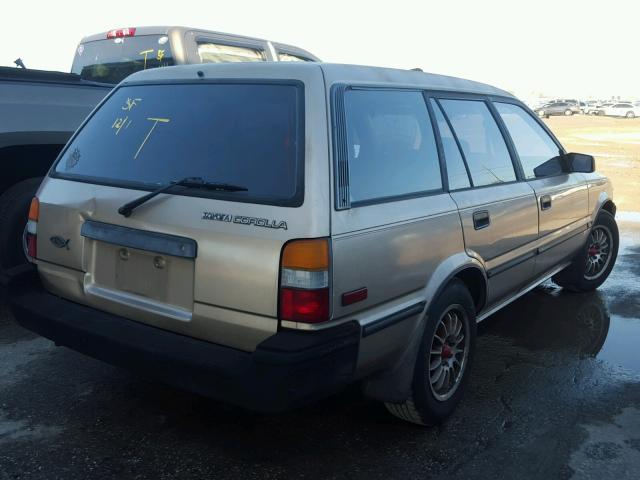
[121,62,515,98]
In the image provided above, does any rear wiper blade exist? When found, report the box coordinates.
[118,176,248,218]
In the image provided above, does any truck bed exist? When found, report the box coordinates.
[0,66,110,87]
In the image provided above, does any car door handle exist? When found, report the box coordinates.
[472,210,490,230]
[540,195,552,210]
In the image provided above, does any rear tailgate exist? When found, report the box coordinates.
[33,66,329,351]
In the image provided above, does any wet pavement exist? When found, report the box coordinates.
[1,218,639,479]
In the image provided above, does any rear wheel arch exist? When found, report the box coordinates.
[360,261,486,404]
[452,267,486,314]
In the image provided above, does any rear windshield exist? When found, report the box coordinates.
[72,35,175,84]
[53,83,304,206]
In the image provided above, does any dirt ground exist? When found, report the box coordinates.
[543,115,640,211]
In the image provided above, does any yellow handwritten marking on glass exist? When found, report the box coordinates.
[139,49,154,69]
[134,117,170,159]
[156,49,165,62]
[122,97,142,111]
[112,116,131,135]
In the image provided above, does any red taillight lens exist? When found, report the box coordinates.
[26,233,37,258]
[280,288,330,323]
[26,197,39,260]
[106,28,136,39]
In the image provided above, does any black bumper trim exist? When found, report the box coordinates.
[6,268,360,412]
[361,301,426,337]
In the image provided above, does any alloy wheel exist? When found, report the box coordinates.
[429,305,470,401]
[585,226,612,280]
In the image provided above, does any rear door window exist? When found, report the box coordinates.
[197,42,266,63]
[495,102,561,179]
[439,99,516,187]
[344,89,442,204]
[54,83,304,206]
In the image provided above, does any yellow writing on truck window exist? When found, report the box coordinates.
[112,116,131,135]
[157,49,165,62]
[122,97,142,111]
[134,117,170,159]
[139,49,154,69]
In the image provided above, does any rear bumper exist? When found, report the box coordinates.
[5,267,360,412]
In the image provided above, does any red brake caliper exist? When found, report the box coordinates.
[442,344,453,360]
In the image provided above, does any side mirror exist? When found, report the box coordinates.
[533,156,564,178]
[564,152,595,173]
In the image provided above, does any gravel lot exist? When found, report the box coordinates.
[544,115,640,211]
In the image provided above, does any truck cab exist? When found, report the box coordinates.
[72,26,319,84]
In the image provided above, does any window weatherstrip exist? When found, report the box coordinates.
[332,84,351,210]
[424,93,449,192]
[433,98,475,188]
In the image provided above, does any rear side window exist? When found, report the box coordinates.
[72,35,175,84]
[430,100,471,190]
[54,83,304,206]
[495,103,561,179]
[278,52,312,62]
[197,42,266,63]
[439,99,516,187]
[344,90,442,204]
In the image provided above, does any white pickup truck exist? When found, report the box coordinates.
[0,26,318,278]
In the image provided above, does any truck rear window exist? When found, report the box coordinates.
[72,35,175,84]
[53,83,304,206]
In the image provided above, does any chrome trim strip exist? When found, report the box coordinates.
[81,220,197,258]
[85,284,192,322]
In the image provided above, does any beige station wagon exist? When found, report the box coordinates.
[5,62,619,425]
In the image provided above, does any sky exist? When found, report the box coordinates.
[2,0,639,100]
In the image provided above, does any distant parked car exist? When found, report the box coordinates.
[594,103,614,115]
[536,102,574,117]
[564,100,581,113]
[602,103,640,118]
[583,101,600,114]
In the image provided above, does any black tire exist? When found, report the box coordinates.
[385,280,476,426]
[564,109,573,116]
[553,211,619,292]
[626,111,635,119]
[0,178,42,274]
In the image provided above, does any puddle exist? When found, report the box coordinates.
[455,216,640,378]
[598,316,640,375]
[482,225,640,379]
[481,286,613,359]
[0,413,61,445]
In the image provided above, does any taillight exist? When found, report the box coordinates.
[279,239,330,324]
[106,28,136,39]
[26,197,39,260]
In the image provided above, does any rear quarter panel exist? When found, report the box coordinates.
[330,194,467,375]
